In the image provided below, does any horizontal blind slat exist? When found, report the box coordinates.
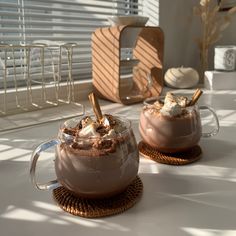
[24,0,142,8]
[0,11,21,17]
[0,0,141,9]
[24,12,110,21]
[0,36,92,41]
[0,19,108,27]
[22,4,137,14]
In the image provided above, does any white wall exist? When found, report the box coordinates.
[158,0,236,72]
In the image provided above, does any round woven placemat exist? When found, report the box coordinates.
[138,141,202,165]
[52,176,143,218]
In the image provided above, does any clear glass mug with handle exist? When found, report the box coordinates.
[139,96,220,153]
[30,116,139,199]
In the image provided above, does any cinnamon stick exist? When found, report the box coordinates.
[88,92,103,122]
[188,89,203,106]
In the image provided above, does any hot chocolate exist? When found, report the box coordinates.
[30,93,139,199]
[55,114,139,198]
[139,92,202,153]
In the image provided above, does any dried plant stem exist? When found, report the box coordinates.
[194,0,236,83]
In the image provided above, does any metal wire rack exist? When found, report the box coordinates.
[0,41,84,131]
[0,41,84,114]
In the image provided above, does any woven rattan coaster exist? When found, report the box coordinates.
[138,141,202,165]
[52,176,143,218]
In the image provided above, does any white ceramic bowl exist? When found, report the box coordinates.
[107,15,149,26]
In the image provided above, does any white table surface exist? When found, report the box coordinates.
[1,89,236,236]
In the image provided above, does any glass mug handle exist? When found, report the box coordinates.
[199,105,220,138]
[30,139,60,190]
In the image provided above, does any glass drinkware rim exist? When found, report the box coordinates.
[143,96,199,108]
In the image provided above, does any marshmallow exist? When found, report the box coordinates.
[101,114,126,133]
[81,116,94,128]
[79,123,100,138]
[160,92,183,116]
[101,116,110,127]
[176,96,189,107]
[164,92,175,104]
[160,102,182,117]
[153,100,164,109]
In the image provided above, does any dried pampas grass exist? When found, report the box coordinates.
[194,0,236,82]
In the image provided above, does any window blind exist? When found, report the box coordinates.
[0,0,143,88]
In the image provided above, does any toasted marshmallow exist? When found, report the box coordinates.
[164,92,175,104]
[101,114,117,127]
[160,92,189,116]
[153,100,164,109]
[176,96,188,107]
[160,101,182,117]
[81,116,94,128]
[101,116,110,127]
[160,92,182,116]
[79,123,100,138]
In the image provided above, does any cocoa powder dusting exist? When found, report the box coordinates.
[93,139,114,150]
[63,127,77,136]
[60,115,128,155]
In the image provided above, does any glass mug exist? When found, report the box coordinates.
[139,97,220,153]
[30,116,139,199]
